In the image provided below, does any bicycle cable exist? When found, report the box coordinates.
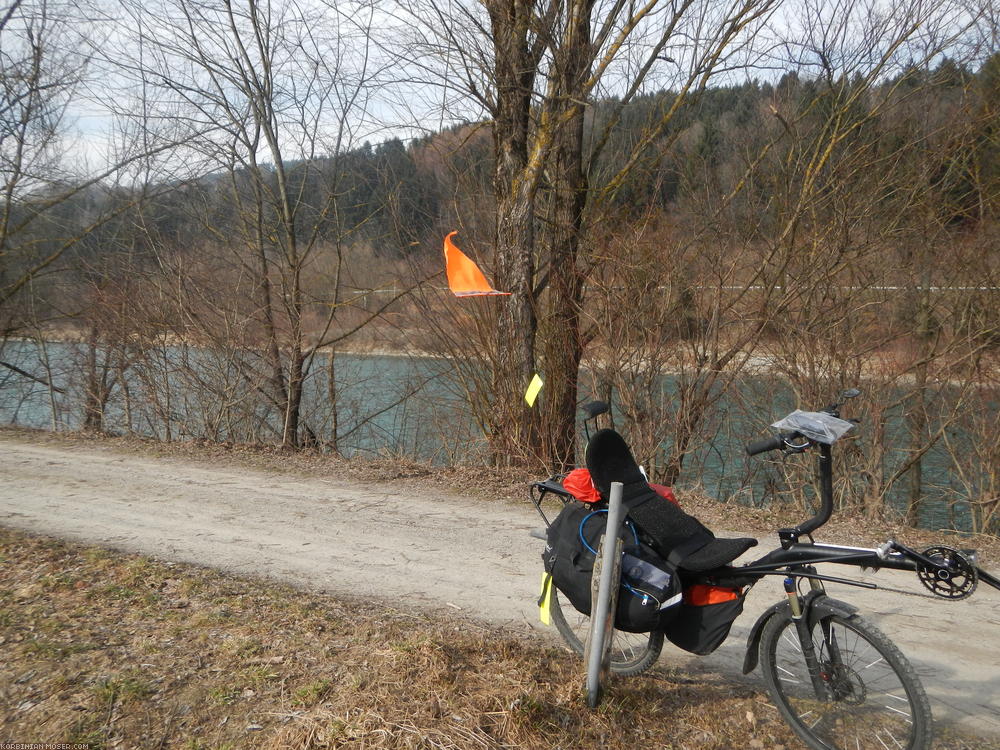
[794,567,956,601]
[827,580,964,601]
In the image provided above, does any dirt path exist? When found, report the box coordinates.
[2,434,999,739]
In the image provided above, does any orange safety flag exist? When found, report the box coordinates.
[443,231,510,297]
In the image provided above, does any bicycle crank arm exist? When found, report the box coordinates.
[978,566,1000,592]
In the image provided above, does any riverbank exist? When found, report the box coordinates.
[4,336,998,536]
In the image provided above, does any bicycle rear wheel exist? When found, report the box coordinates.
[549,586,663,677]
[759,610,932,750]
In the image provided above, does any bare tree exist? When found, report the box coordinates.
[393,0,780,467]
[110,0,414,449]
[1,0,120,332]
[0,0,196,435]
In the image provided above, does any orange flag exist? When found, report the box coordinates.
[443,231,510,297]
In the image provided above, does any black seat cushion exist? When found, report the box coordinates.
[586,428,756,572]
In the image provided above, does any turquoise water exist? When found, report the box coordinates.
[0,339,990,532]
[0,339,483,462]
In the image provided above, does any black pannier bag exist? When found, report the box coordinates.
[661,582,746,655]
[543,501,682,633]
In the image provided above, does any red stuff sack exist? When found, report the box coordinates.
[563,469,680,507]
[649,483,680,507]
[562,468,601,504]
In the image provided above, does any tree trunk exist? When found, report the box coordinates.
[905,360,929,525]
[327,349,340,454]
[254,211,289,441]
[541,0,592,471]
[486,0,541,465]
[492,186,537,463]
[283,349,304,449]
[83,324,105,433]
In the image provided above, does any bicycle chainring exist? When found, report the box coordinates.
[916,546,978,600]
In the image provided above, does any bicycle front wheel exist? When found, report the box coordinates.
[549,585,663,677]
[759,610,932,750]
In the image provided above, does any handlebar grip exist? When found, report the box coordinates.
[746,434,785,456]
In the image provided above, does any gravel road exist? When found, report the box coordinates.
[2,434,998,739]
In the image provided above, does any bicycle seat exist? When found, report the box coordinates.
[586,428,757,572]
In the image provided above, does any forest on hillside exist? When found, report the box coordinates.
[2,0,998,532]
[9,61,999,284]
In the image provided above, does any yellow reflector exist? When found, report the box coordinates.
[539,572,553,626]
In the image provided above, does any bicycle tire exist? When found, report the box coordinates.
[759,610,932,750]
[549,585,663,677]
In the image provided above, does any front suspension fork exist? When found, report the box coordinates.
[786,570,830,700]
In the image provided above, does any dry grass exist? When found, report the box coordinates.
[1,527,996,750]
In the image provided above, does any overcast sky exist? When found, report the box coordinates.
[6,0,996,181]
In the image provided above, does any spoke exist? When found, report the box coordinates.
[882,693,909,703]
[883,704,913,720]
[874,727,907,750]
[782,631,803,653]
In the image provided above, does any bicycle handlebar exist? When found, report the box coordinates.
[746,434,787,456]
[797,442,834,537]
[746,425,834,542]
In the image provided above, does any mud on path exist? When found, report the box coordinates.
[2,432,999,739]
